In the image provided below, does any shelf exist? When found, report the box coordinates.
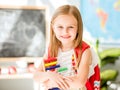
[0,57,43,81]
[0,73,33,79]
[0,57,42,62]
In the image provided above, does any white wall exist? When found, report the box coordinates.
[0,0,80,16]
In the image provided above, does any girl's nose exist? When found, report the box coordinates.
[63,28,68,34]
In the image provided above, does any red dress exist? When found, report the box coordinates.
[75,41,100,90]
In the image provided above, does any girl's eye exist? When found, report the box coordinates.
[57,26,63,28]
[54,26,63,30]
[69,26,74,28]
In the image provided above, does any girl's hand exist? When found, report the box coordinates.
[63,76,74,82]
[42,79,59,89]
[46,71,70,89]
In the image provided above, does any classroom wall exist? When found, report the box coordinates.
[0,0,120,90]
[0,0,80,90]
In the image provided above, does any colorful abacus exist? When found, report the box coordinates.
[72,54,77,74]
[44,57,60,71]
[44,57,66,90]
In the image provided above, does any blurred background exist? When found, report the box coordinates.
[0,0,120,90]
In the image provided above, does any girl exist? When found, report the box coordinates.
[34,5,100,90]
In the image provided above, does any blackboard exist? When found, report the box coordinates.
[0,6,46,57]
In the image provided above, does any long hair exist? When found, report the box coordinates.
[49,5,83,57]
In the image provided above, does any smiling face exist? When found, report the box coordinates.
[52,14,78,46]
[49,5,83,57]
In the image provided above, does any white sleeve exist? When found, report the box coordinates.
[88,47,100,78]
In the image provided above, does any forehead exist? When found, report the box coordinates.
[53,14,77,25]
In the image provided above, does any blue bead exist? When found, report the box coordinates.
[48,87,60,90]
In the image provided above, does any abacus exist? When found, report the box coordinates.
[44,57,60,71]
[44,53,77,74]
[44,54,77,90]
[71,54,77,74]
[44,57,69,72]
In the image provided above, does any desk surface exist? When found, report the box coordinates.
[0,73,33,79]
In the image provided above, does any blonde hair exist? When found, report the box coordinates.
[49,5,83,57]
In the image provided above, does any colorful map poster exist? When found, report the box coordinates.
[80,0,120,46]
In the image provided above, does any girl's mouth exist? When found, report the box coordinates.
[61,36,71,39]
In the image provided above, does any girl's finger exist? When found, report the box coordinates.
[63,76,73,81]
[57,78,69,89]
